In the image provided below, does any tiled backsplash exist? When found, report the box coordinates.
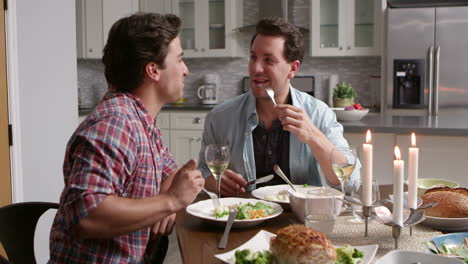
[78,56,381,111]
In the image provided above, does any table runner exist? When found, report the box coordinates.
[327,216,443,263]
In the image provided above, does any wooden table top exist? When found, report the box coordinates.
[175,185,394,264]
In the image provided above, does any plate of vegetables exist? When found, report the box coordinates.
[427,232,468,262]
[215,230,378,264]
[186,198,283,228]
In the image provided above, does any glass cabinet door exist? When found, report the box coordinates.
[319,0,339,48]
[354,0,374,48]
[208,0,225,50]
[179,0,195,50]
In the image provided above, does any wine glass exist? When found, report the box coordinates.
[331,146,357,195]
[350,178,380,223]
[205,144,230,198]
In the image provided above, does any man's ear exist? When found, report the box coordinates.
[145,62,161,81]
[288,60,301,79]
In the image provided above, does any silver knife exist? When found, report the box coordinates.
[245,174,275,187]
[218,209,237,249]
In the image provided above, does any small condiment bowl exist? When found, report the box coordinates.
[288,186,344,223]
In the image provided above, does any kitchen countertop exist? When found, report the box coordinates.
[79,105,468,136]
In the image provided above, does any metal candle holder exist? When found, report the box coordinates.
[372,202,436,249]
[338,196,390,237]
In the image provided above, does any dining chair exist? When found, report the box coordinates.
[0,201,59,264]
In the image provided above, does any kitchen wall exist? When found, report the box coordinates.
[79,56,381,111]
[78,0,381,111]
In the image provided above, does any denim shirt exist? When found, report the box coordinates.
[198,86,359,190]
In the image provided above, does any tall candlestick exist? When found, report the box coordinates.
[408,133,419,209]
[362,130,373,205]
[393,146,404,226]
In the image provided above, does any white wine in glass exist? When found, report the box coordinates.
[331,147,357,195]
[205,144,230,198]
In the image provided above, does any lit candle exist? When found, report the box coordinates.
[393,146,404,226]
[362,130,373,205]
[408,133,419,209]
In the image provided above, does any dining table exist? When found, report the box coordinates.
[174,185,444,264]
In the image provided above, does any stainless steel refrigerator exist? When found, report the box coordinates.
[385,5,468,116]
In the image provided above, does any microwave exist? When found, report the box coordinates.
[242,75,315,96]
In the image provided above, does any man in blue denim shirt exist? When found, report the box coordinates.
[199,17,356,195]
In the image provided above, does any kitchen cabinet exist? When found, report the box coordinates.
[157,110,207,165]
[76,0,139,59]
[310,0,385,57]
[142,0,241,58]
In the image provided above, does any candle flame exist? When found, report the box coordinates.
[366,130,372,144]
[411,132,416,147]
[394,146,401,160]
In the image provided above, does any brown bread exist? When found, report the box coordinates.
[421,187,468,218]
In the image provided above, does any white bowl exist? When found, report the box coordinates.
[332,107,369,121]
[287,186,344,223]
[376,250,464,264]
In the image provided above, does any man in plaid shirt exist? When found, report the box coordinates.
[49,13,204,263]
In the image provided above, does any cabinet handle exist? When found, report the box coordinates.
[347,46,351,50]
[193,117,201,124]
[339,46,343,50]
[194,48,198,52]
[196,138,201,142]
[89,48,93,53]
[201,48,206,52]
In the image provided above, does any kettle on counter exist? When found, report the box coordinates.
[197,74,219,105]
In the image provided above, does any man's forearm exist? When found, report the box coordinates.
[306,131,340,186]
[76,193,182,239]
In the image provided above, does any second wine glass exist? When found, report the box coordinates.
[205,144,230,198]
[331,146,357,195]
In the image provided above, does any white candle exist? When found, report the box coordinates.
[408,133,419,209]
[393,146,404,226]
[362,130,373,205]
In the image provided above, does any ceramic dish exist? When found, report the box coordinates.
[376,250,464,264]
[422,216,468,231]
[215,230,379,264]
[427,232,468,260]
[415,178,459,196]
[186,198,283,228]
[332,107,369,121]
[252,184,303,204]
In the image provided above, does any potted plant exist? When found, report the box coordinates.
[333,82,356,107]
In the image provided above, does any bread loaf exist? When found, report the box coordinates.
[270,225,336,264]
[421,187,468,218]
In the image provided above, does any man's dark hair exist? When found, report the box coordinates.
[102,13,181,92]
[250,16,304,63]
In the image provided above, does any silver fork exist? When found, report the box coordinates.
[265,88,277,106]
[202,188,220,208]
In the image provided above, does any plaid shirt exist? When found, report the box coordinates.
[49,92,177,263]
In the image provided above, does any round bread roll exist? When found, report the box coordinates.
[270,225,336,264]
[421,187,468,218]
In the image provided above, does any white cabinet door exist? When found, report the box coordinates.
[310,0,384,57]
[396,135,468,187]
[139,0,172,13]
[76,0,103,58]
[170,130,203,165]
[76,0,139,59]
[170,0,240,58]
[344,132,396,184]
[103,0,139,46]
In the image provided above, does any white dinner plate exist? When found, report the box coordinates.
[215,230,379,264]
[252,184,303,204]
[186,198,283,228]
[422,215,468,231]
